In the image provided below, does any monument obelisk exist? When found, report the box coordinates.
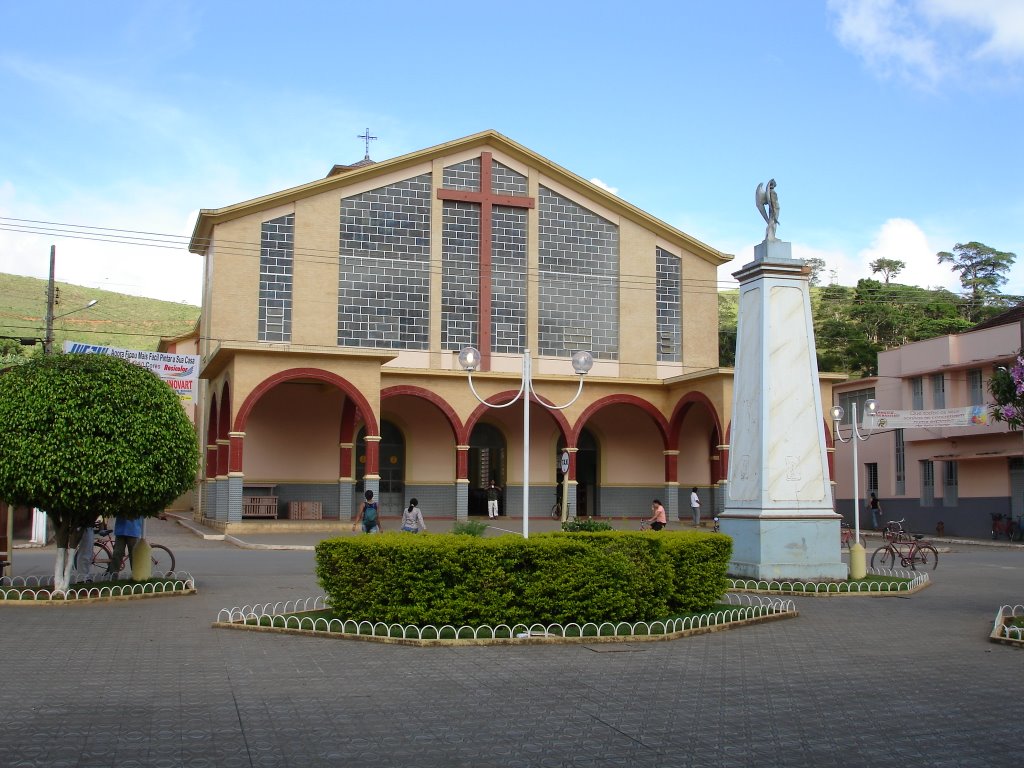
[719,179,846,580]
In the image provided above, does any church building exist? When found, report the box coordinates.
[187,130,739,525]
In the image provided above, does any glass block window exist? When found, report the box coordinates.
[338,174,432,349]
[491,204,526,354]
[943,461,958,507]
[259,214,294,342]
[656,248,680,362]
[837,388,875,426]
[920,460,934,506]
[911,377,924,410]
[538,186,619,359]
[968,369,984,406]
[441,201,480,351]
[895,429,905,495]
[931,374,945,409]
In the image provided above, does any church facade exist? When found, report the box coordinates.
[188,130,741,526]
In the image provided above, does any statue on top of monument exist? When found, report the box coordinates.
[755,178,780,242]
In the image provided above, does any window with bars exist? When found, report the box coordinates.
[895,429,905,495]
[865,463,878,497]
[836,388,875,426]
[931,374,945,409]
[920,460,934,506]
[968,369,984,406]
[911,378,924,410]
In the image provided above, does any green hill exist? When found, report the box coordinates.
[0,273,199,352]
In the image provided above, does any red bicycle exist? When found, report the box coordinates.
[89,523,176,577]
[840,521,866,550]
[871,519,938,570]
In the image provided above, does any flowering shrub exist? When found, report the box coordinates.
[988,351,1024,430]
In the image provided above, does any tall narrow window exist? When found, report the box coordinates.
[911,377,924,410]
[968,369,984,406]
[931,374,945,409]
[656,248,680,362]
[920,460,934,506]
[894,429,905,495]
[259,214,294,342]
[865,462,878,498]
[944,461,958,506]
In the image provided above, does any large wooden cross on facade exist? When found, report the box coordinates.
[437,151,534,371]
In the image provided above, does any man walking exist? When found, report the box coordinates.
[486,480,501,519]
[690,487,702,527]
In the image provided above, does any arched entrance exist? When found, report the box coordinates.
[357,421,406,516]
[468,423,506,516]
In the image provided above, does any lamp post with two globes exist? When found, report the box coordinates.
[830,398,878,579]
[458,347,593,539]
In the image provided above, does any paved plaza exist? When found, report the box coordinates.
[2,516,1023,767]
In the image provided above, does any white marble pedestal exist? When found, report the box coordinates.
[720,243,846,581]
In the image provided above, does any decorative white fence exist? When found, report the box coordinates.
[214,592,796,642]
[991,604,1024,643]
[0,572,196,601]
[729,568,929,594]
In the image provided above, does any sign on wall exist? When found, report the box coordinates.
[63,342,200,404]
[872,406,989,429]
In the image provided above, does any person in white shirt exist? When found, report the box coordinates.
[690,487,702,527]
[401,499,426,533]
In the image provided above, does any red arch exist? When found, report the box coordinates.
[463,390,572,446]
[572,394,669,448]
[233,367,379,436]
[217,381,232,476]
[381,385,464,442]
[667,391,724,446]
[205,393,219,479]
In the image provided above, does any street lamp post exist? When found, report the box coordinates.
[831,399,878,579]
[459,347,593,539]
[45,299,99,354]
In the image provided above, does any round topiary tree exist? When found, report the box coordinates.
[0,353,199,590]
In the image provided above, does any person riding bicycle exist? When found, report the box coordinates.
[645,499,667,531]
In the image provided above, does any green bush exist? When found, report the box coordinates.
[315,530,731,626]
[561,518,613,532]
[451,520,489,536]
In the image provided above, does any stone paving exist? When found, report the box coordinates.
[1,516,1022,767]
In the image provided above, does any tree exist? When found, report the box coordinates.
[937,241,1017,322]
[0,354,198,591]
[989,354,1024,430]
[805,257,826,287]
[869,257,905,284]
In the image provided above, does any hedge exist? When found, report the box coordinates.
[315,530,731,626]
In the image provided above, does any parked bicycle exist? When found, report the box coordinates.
[89,522,176,577]
[840,520,866,550]
[871,519,938,570]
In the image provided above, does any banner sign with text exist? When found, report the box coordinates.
[63,342,199,404]
[871,406,988,429]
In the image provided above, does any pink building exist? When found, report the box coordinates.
[831,307,1023,538]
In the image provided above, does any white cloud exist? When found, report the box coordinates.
[828,0,1024,86]
[589,178,619,196]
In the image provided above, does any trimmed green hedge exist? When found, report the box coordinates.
[315,530,731,626]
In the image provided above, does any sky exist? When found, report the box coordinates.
[1,0,1022,309]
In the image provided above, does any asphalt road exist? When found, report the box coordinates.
[2,518,1023,767]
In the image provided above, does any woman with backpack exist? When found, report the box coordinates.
[400,498,426,533]
[353,489,381,534]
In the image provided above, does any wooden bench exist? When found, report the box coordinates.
[242,496,279,519]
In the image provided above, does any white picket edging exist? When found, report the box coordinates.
[990,604,1024,644]
[0,572,196,601]
[214,592,796,643]
[728,568,929,595]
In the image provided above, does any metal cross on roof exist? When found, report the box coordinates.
[356,128,377,160]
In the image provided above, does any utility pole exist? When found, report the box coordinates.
[44,245,56,354]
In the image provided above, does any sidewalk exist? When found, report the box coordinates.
[168,512,1024,552]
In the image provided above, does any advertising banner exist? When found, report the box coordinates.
[63,342,200,404]
[871,406,989,429]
